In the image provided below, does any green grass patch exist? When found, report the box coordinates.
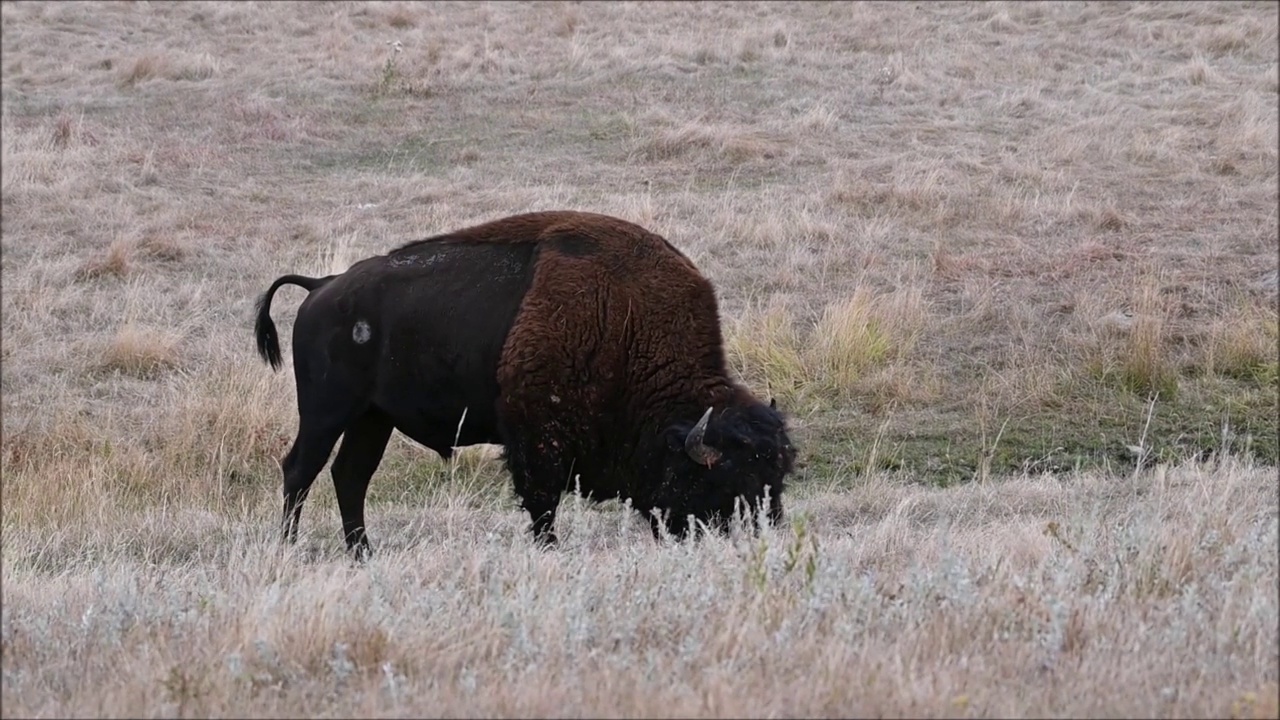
[797,374,1277,488]
[368,444,512,510]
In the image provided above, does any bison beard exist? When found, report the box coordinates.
[253,211,796,557]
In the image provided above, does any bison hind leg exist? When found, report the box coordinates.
[280,418,347,547]
[330,408,394,561]
[279,387,369,550]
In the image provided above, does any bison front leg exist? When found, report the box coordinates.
[501,434,567,547]
[523,490,561,548]
[764,483,784,531]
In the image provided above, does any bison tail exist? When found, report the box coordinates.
[254,274,332,371]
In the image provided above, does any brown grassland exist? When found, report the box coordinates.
[1,1,1278,717]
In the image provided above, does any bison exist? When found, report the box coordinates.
[254,210,796,557]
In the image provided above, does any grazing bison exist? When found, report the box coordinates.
[254,210,796,557]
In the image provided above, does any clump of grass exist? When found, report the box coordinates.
[138,233,187,262]
[1200,301,1279,384]
[373,41,403,97]
[99,323,181,378]
[0,413,104,528]
[118,52,166,86]
[1203,24,1251,56]
[734,25,796,65]
[827,171,946,221]
[553,6,581,38]
[384,3,416,29]
[795,104,839,132]
[372,66,398,98]
[369,40,430,99]
[1214,90,1276,169]
[51,113,75,149]
[1184,52,1216,86]
[450,147,481,165]
[116,51,219,87]
[929,242,984,280]
[1,407,100,480]
[1095,206,1127,233]
[7,362,295,529]
[1078,279,1179,399]
[75,237,133,280]
[726,289,928,405]
[725,301,808,403]
[1261,63,1279,94]
[169,51,220,81]
[809,290,893,394]
[160,367,294,487]
[638,120,783,162]
[806,286,928,400]
[1118,283,1179,398]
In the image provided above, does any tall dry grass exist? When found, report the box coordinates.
[3,458,1277,719]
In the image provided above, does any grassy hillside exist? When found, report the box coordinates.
[2,2,1277,717]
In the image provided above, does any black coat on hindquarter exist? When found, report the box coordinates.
[286,240,535,456]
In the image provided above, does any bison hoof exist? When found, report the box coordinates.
[347,539,373,563]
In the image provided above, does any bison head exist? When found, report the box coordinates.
[654,400,796,537]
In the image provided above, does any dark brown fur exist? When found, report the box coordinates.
[254,211,796,556]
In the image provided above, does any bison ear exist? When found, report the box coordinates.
[770,397,777,410]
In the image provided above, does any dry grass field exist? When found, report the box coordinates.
[1,1,1277,717]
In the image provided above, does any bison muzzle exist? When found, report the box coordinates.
[254,210,796,557]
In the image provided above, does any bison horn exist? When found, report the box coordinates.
[685,406,721,466]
